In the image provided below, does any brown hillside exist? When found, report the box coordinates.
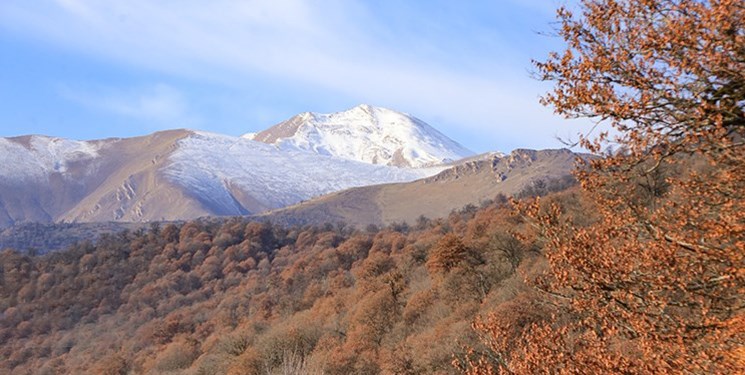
[261,148,580,227]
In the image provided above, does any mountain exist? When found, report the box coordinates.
[0,129,445,229]
[245,104,475,167]
[258,149,581,228]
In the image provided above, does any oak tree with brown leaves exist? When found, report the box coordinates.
[466,0,744,373]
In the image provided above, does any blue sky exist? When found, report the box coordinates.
[0,0,589,153]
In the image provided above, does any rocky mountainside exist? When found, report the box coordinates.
[245,104,474,167]
[258,149,582,227]
[0,127,446,229]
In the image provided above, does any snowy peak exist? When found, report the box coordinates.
[247,105,474,168]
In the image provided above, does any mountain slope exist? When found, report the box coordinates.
[259,149,581,227]
[0,134,114,227]
[246,104,474,167]
[161,131,440,213]
[0,130,443,228]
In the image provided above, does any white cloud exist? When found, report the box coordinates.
[0,0,591,151]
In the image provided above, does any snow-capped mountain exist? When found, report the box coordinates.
[0,129,447,228]
[245,104,474,167]
[0,105,484,228]
[162,131,441,215]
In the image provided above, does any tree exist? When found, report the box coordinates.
[467,1,744,373]
[536,0,744,160]
[427,234,478,274]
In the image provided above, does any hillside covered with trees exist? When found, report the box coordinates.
[1,187,583,374]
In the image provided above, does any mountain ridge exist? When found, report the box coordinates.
[257,148,582,228]
[0,106,581,231]
[246,104,475,167]
[0,106,470,228]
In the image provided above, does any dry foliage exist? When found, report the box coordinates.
[0,193,556,374]
[463,0,744,373]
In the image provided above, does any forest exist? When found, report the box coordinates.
[2,0,743,373]
[0,186,578,374]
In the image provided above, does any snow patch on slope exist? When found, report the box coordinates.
[0,136,102,181]
[164,131,444,213]
[249,105,475,167]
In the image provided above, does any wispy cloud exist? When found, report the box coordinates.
[0,0,589,150]
[59,83,196,126]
